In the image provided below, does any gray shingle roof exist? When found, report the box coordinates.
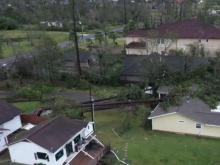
[149,97,220,126]
[121,54,208,81]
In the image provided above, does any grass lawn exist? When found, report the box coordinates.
[86,110,220,165]
[0,30,69,58]
[14,101,41,114]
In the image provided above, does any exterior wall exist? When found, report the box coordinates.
[126,37,220,56]
[151,113,220,138]
[0,115,22,152]
[126,48,147,55]
[84,122,94,138]
[1,116,22,136]
[9,141,53,165]
[0,135,7,152]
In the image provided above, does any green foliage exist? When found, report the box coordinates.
[118,85,143,100]
[95,31,104,44]
[109,32,118,45]
[16,86,42,100]
[60,73,90,90]
[0,17,18,30]
[118,113,133,135]
[16,84,55,100]
[50,97,83,119]
[124,20,136,32]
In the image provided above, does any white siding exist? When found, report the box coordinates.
[9,141,53,165]
[151,113,220,138]
[0,135,7,152]
[1,116,22,136]
[0,115,22,152]
[84,122,94,138]
[126,37,220,56]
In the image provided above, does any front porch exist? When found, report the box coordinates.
[67,138,109,165]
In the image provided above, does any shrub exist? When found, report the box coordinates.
[16,86,41,100]
[0,17,18,30]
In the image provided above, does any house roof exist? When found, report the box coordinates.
[10,116,89,153]
[0,100,21,125]
[63,51,97,63]
[127,19,220,39]
[149,97,220,126]
[157,86,173,94]
[126,42,146,49]
[120,55,208,82]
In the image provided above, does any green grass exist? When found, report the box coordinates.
[0,30,69,42]
[14,101,41,114]
[86,110,220,165]
[0,30,69,57]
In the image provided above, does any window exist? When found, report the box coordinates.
[55,149,64,161]
[178,121,184,123]
[157,39,160,44]
[196,123,201,128]
[74,135,81,144]
[160,38,165,44]
[65,142,73,157]
[206,39,209,42]
[36,152,49,161]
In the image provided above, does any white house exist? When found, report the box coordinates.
[0,100,22,152]
[126,19,220,57]
[148,97,220,138]
[8,116,106,165]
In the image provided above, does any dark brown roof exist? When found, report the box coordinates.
[127,19,220,39]
[11,117,88,153]
[126,42,146,49]
[69,151,96,165]
[0,100,21,125]
[149,97,220,126]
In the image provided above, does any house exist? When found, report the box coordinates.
[120,55,208,83]
[0,100,22,152]
[126,19,220,56]
[157,86,173,99]
[8,116,106,165]
[148,97,220,138]
[61,51,97,74]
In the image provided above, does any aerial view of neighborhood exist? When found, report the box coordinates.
[0,0,220,164]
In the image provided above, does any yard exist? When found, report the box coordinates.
[14,101,41,114]
[0,30,69,58]
[88,110,220,165]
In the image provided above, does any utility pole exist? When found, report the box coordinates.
[72,0,81,76]
[123,0,127,25]
[89,85,95,131]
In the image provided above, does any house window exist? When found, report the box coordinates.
[161,38,165,44]
[65,142,73,157]
[196,123,201,128]
[74,135,81,144]
[36,152,49,161]
[178,121,184,123]
[198,39,201,43]
[55,149,64,161]
[157,39,160,44]
[206,39,209,42]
